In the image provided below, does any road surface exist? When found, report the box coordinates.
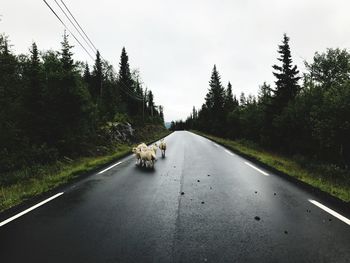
[0,131,349,262]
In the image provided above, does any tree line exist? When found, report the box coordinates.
[172,34,350,166]
[0,31,164,174]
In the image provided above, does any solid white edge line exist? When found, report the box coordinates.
[213,143,220,148]
[98,161,122,174]
[225,149,234,156]
[244,162,269,176]
[0,192,64,227]
[308,199,350,226]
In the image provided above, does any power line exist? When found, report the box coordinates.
[44,0,145,102]
[53,0,96,55]
[117,82,143,101]
[60,0,98,53]
[55,1,143,101]
[43,0,95,61]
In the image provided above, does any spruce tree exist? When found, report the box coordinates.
[224,82,238,113]
[272,34,301,111]
[60,30,74,72]
[52,32,93,152]
[83,62,91,84]
[118,47,136,115]
[159,105,164,122]
[205,65,225,111]
[147,90,155,117]
[91,51,102,103]
[204,65,226,134]
[0,34,22,165]
[240,92,246,106]
[133,78,143,116]
[22,42,44,142]
[192,106,197,120]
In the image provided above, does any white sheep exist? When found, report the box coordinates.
[159,140,167,158]
[139,148,156,168]
[132,143,147,165]
[149,143,158,159]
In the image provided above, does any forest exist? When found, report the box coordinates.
[0,31,164,182]
[172,34,350,168]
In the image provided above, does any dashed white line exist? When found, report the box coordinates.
[244,162,269,176]
[0,192,64,227]
[225,149,234,156]
[308,199,350,226]
[98,161,122,174]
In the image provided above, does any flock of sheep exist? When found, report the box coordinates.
[132,139,167,168]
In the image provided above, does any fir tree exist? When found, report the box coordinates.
[205,65,225,112]
[22,42,44,142]
[159,105,164,122]
[60,30,74,72]
[91,51,102,102]
[272,34,301,111]
[192,106,197,120]
[240,92,246,106]
[147,90,155,116]
[83,62,91,84]
[224,82,238,113]
[204,65,226,134]
[118,47,136,115]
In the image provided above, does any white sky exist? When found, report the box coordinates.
[1,0,350,122]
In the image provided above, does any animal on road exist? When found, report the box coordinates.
[132,143,147,166]
[132,143,158,168]
[159,139,167,158]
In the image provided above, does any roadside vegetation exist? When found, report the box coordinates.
[171,34,350,202]
[0,126,169,212]
[193,131,349,202]
[0,32,168,211]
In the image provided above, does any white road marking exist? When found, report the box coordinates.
[225,149,234,156]
[213,143,220,148]
[308,200,350,226]
[98,161,122,174]
[0,192,64,227]
[244,162,269,176]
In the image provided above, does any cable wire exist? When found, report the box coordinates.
[44,0,145,101]
[43,0,95,61]
[53,0,96,55]
[60,0,98,53]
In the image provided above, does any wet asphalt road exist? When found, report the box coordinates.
[0,131,349,263]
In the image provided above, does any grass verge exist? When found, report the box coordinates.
[191,130,350,203]
[0,128,171,212]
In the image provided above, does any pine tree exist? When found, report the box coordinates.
[60,30,74,72]
[205,65,225,111]
[204,65,226,134]
[118,47,136,115]
[224,82,238,113]
[135,78,144,116]
[147,90,155,117]
[240,92,246,106]
[91,51,102,103]
[22,42,44,142]
[192,106,197,120]
[83,62,91,84]
[0,34,23,164]
[49,32,94,152]
[159,105,164,122]
[272,34,301,111]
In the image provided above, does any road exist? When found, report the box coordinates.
[0,131,349,263]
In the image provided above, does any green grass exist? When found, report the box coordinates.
[0,129,171,212]
[191,130,350,203]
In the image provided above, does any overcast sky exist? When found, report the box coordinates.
[2,0,350,121]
